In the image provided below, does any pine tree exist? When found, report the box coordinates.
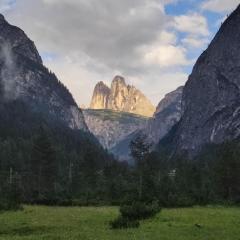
[130,134,151,200]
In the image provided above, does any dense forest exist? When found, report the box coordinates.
[0,103,240,210]
[0,98,115,208]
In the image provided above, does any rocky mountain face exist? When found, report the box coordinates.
[83,109,148,149]
[111,86,183,161]
[90,76,155,117]
[0,14,87,131]
[172,5,240,156]
[90,81,110,109]
[144,86,183,145]
[87,84,183,161]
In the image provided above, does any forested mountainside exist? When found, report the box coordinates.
[0,14,121,204]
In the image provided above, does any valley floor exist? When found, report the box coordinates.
[0,205,239,240]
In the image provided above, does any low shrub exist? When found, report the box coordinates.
[110,201,161,229]
[110,216,140,229]
[120,201,161,220]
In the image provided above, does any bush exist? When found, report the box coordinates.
[110,201,161,229]
[120,201,161,220]
[110,216,140,229]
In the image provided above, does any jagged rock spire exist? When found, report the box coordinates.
[90,75,155,117]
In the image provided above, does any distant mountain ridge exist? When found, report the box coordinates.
[90,76,155,117]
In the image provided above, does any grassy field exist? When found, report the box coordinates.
[0,206,240,240]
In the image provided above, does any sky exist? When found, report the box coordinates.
[1,0,239,107]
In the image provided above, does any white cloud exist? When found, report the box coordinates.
[172,13,210,52]
[138,30,192,68]
[182,36,209,48]
[158,31,177,45]
[140,71,188,105]
[142,45,191,67]
[201,0,239,13]
[174,13,210,37]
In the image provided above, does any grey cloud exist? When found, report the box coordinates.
[0,0,12,12]
[4,0,192,107]
[6,0,172,73]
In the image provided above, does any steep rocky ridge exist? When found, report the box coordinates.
[0,14,87,131]
[144,86,183,145]
[90,76,155,117]
[171,5,240,156]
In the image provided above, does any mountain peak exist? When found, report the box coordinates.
[95,81,109,90]
[94,81,111,95]
[90,81,111,109]
[0,15,42,64]
[0,14,5,22]
[112,75,126,85]
[90,76,155,117]
[155,86,183,115]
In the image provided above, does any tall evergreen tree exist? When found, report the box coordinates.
[130,134,151,200]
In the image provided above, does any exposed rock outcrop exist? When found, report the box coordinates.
[90,81,110,109]
[111,86,183,161]
[90,76,155,117]
[144,86,183,145]
[172,4,240,156]
[83,109,148,149]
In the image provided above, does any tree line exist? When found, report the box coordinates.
[1,129,240,210]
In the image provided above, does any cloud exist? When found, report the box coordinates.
[135,71,189,105]
[0,0,13,12]
[138,30,191,68]
[6,0,173,73]
[142,44,190,67]
[4,0,191,106]
[172,13,210,51]
[201,0,239,13]
[158,30,177,45]
[174,13,210,37]
[182,36,209,48]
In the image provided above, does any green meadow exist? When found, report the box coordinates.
[0,206,239,240]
